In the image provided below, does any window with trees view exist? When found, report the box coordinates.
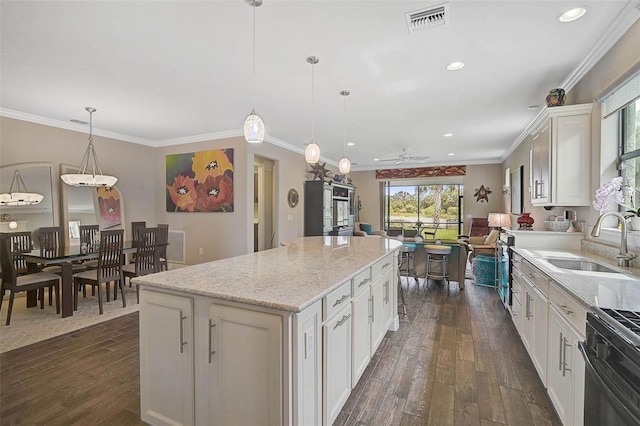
[382,183,463,240]
[620,98,639,214]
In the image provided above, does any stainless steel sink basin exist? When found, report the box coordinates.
[545,258,620,273]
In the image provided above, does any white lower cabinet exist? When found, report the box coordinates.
[351,285,371,385]
[520,265,549,386]
[370,269,394,354]
[140,289,284,426]
[323,303,352,426]
[140,290,195,426]
[547,288,586,426]
[205,303,283,425]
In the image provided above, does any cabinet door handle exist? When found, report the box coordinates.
[333,314,351,330]
[562,337,572,377]
[526,294,533,319]
[208,319,216,364]
[179,311,187,354]
[384,280,390,303]
[533,180,539,198]
[358,278,371,288]
[558,332,564,371]
[333,294,349,307]
[370,296,375,322]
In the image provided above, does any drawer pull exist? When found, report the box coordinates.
[358,278,371,288]
[382,262,391,270]
[332,294,349,307]
[558,303,573,315]
[334,314,351,329]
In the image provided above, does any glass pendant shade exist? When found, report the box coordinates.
[338,157,351,174]
[244,109,265,143]
[0,169,44,206]
[305,142,320,164]
[61,107,118,188]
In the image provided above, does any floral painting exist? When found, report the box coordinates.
[166,149,234,212]
[96,186,121,228]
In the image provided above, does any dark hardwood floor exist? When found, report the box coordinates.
[0,278,561,426]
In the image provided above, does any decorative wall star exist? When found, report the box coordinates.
[474,185,492,203]
[308,161,331,181]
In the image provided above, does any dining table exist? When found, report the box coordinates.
[22,242,139,318]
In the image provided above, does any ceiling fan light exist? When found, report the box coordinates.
[244,110,265,143]
[305,142,320,164]
[338,157,351,174]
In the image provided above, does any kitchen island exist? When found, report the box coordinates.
[134,236,402,426]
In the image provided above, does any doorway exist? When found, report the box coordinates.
[254,156,276,251]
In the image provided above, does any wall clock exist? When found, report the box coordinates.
[287,188,299,208]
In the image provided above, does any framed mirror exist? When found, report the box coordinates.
[60,164,125,246]
[511,165,524,215]
[0,162,56,233]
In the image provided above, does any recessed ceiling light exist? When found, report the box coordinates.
[448,153,455,156]
[373,158,380,162]
[559,7,587,23]
[446,61,464,71]
[443,133,453,137]
[347,142,355,146]
[527,105,540,110]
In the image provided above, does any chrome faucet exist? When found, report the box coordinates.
[591,212,637,267]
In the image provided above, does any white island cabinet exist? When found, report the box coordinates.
[135,236,401,426]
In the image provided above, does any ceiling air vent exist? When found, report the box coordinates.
[405,3,449,34]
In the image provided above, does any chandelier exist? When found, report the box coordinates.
[61,107,118,187]
[0,169,44,206]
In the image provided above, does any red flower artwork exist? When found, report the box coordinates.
[195,174,234,212]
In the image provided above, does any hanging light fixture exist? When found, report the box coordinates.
[305,56,321,164]
[243,0,265,144]
[0,169,44,206]
[61,107,118,187]
[338,90,351,174]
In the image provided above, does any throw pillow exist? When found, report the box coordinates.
[360,223,373,235]
[484,229,500,245]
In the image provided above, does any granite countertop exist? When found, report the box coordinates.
[512,247,640,311]
[133,236,402,313]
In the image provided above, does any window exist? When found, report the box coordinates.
[382,182,463,239]
[620,98,640,212]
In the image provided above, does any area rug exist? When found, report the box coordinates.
[0,285,140,353]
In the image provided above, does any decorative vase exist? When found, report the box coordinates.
[631,216,640,231]
[517,212,535,230]
[545,88,566,107]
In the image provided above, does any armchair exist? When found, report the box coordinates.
[353,222,387,237]
[467,229,500,259]
[458,217,490,242]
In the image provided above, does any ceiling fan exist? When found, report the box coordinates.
[377,148,430,165]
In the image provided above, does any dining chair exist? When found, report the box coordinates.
[79,224,100,270]
[0,234,60,325]
[157,224,169,271]
[73,229,125,315]
[39,226,86,305]
[9,231,32,275]
[130,221,146,264]
[123,227,159,303]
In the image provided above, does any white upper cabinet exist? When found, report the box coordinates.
[530,103,592,206]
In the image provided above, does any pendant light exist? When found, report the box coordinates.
[0,169,44,206]
[305,56,321,164]
[338,90,351,174]
[243,0,265,144]
[61,107,118,187]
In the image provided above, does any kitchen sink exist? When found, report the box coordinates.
[545,258,620,273]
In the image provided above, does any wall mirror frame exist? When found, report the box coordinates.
[0,162,57,233]
[511,165,524,215]
[59,164,125,246]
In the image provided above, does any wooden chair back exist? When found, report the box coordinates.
[0,235,18,286]
[79,225,99,247]
[38,226,63,257]
[97,229,124,283]
[134,227,159,276]
[157,224,168,269]
[8,231,32,274]
[131,221,146,245]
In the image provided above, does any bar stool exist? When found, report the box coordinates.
[424,244,452,291]
[399,245,419,287]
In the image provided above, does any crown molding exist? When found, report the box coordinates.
[501,2,640,162]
